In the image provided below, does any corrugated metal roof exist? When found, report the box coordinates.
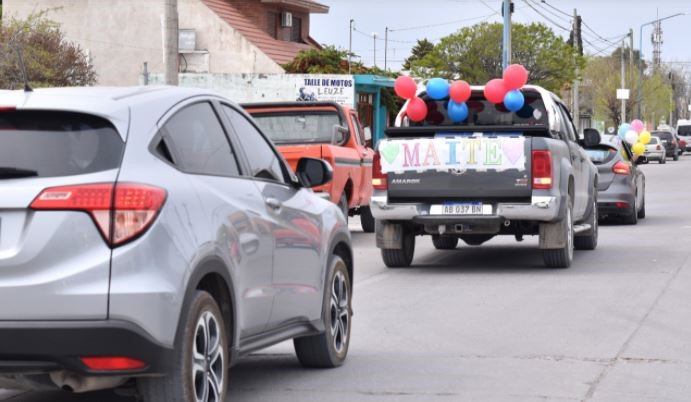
[201,0,317,66]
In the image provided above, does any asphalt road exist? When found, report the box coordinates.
[4,155,691,402]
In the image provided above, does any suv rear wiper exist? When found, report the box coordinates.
[0,167,39,179]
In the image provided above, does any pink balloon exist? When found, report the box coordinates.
[394,76,417,100]
[484,79,508,104]
[503,64,529,90]
[449,80,472,104]
[631,119,645,133]
[406,97,428,122]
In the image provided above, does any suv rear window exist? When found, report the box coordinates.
[652,131,673,141]
[0,111,124,179]
[250,111,342,145]
[410,90,548,127]
[678,126,691,136]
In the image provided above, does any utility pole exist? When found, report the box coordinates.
[501,0,512,70]
[348,19,354,75]
[372,32,377,68]
[620,38,626,125]
[163,0,179,85]
[384,27,389,72]
[572,8,581,133]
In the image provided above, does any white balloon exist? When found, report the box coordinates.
[625,130,639,145]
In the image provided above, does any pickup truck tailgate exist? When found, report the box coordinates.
[381,136,532,203]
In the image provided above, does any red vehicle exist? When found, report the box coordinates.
[243,102,376,232]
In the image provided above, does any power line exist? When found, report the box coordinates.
[388,12,496,32]
[538,0,572,18]
[521,0,571,32]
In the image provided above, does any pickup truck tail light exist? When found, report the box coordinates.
[612,161,631,175]
[372,152,388,190]
[531,150,552,190]
[31,182,167,247]
[656,144,662,150]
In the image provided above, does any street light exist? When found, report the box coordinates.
[636,12,686,119]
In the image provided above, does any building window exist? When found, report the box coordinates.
[267,12,278,39]
[291,16,303,43]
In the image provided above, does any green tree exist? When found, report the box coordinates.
[0,12,96,89]
[403,38,434,71]
[410,22,583,92]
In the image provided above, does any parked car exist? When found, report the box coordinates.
[244,102,376,232]
[585,135,645,224]
[652,130,679,161]
[370,85,600,269]
[677,119,691,152]
[0,87,353,402]
[644,136,666,164]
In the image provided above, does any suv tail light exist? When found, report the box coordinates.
[612,161,631,175]
[31,183,166,247]
[656,144,662,150]
[372,152,388,190]
[81,356,146,371]
[531,150,552,190]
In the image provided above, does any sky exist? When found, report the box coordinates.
[310,0,691,71]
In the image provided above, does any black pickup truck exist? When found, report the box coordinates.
[370,85,601,268]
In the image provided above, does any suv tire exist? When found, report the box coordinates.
[575,197,598,250]
[359,206,376,233]
[543,200,574,269]
[637,196,646,219]
[622,199,638,225]
[294,255,351,368]
[432,235,459,250]
[381,229,415,268]
[138,291,228,402]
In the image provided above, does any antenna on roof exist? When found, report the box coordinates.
[13,45,33,92]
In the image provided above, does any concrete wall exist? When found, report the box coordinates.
[2,0,284,86]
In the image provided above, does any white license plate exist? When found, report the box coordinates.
[430,203,492,215]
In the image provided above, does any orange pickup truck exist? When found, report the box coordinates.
[243,101,376,232]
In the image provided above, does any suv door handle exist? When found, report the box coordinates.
[265,197,282,211]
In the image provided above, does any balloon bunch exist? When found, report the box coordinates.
[394,76,426,122]
[394,76,473,123]
[618,119,650,156]
[484,64,529,112]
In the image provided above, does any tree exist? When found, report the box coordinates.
[0,12,96,89]
[410,22,583,92]
[403,38,434,71]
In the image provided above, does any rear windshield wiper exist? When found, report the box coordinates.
[0,167,39,179]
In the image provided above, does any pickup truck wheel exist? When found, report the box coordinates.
[359,206,376,233]
[381,230,415,268]
[542,201,574,269]
[138,291,228,402]
[575,197,598,250]
[432,235,458,250]
[338,193,349,224]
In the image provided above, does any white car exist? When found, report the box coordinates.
[644,136,666,164]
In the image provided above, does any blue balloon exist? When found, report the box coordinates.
[426,78,450,100]
[448,101,469,123]
[503,90,525,112]
[618,123,631,138]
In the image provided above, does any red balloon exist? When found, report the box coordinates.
[406,97,428,122]
[503,64,529,90]
[484,79,508,104]
[449,80,472,103]
[394,76,417,100]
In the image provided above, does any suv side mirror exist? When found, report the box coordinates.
[332,125,348,145]
[296,157,333,188]
[582,128,601,148]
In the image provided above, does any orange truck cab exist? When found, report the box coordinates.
[243,101,376,232]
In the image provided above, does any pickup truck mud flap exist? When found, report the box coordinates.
[376,221,404,249]
[539,218,568,249]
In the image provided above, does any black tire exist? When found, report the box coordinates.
[432,235,459,250]
[381,229,415,268]
[359,206,375,233]
[542,200,574,269]
[575,197,598,250]
[637,197,646,219]
[622,199,638,225]
[294,255,351,368]
[674,153,679,161]
[338,193,349,224]
[660,157,666,164]
[138,291,228,402]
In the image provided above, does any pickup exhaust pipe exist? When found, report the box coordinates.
[50,371,126,393]
[503,220,511,227]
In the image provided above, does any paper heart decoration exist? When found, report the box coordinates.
[502,141,523,165]
[380,142,400,164]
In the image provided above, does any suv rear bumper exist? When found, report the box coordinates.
[370,192,562,223]
[0,320,173,376]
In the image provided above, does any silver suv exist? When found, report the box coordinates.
[0,87,353,402]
